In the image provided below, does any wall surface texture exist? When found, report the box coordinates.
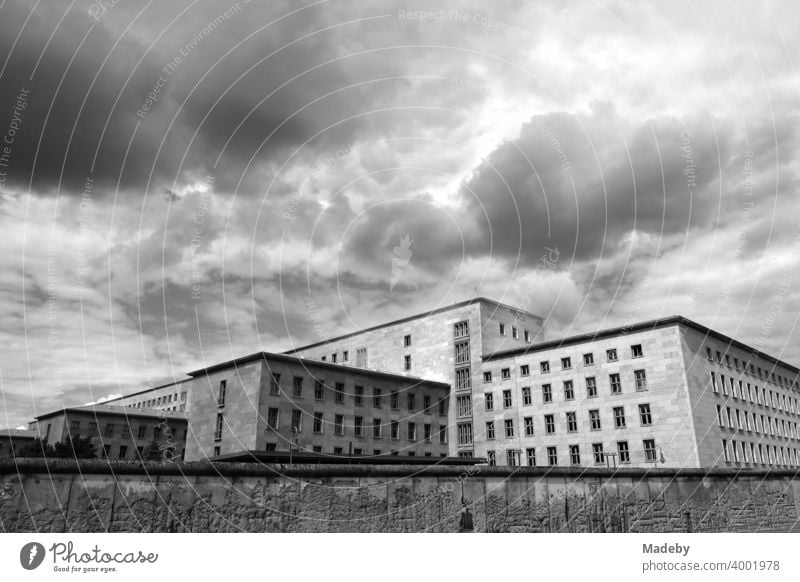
[2,460,799,533]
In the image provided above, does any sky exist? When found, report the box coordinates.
[0,0,799,429]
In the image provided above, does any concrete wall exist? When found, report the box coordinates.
[2,460,799,533]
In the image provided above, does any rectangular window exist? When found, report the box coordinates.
[583,353,594,366]
[342,350,349,362]
[313,412,323,434]
[218,379,227,407]
[524,416,535,436]
[424,395,431,414]
[70,420,80,433]
[335,382,345,404]
[607,348,618,362]
[617,441,630,463]
[526,448,536,466]
[457,423,473,445]
[589,409,601,430]
[214,414,223,441]
[522,386,532,406]
[716,404,723,427]
[390,391,398,409]
[512,326,518,339]
[643,439,657,462]
[540,361,550,373]
[485,393,494,411]
[486,421,495,440]
[404,334,411,347]
[499,322,506,335]
[487,450,496,466]
[506,449,518,466]
[547,446,558,466]
[484,371,493,383]
[407,393,416,412]
[631,344,644,358]
[504,419,514,438]
[566,411,577,433]
[586,377,598,398]
[104,423,114,437]
[118,445,128,459]
[291,409,302,433]
[561,357,572,370]
[542,384,553,403]
[503,389,512,408]
[593,443,604,464]
[706,347,713,360]
[634,369,647,391]
[563,380,574,400]
[356,347,368,368]
[354,385,364,406]
[610,373,622,394]
[332,353,337,363]
[613,406,626,429]
[711,371,718,393]
[438,398,447,416]
[334,414,344,436]
[354,416,363,437]
[439,426,447,444]
[455,367,471,391]
[457,395,471,417]
[292,376,303,398]
[501,368,511,380]
[454,320,469,338]
[314,379,324,400]
[570,445,581,466]
[390,420,399,439]
[639,403,652,426]
[372,418,381,438]
[137,425,147,439]
[544,414,555,434]
[454,341,470,364]
[524,330,531,343]
[373,388,382,408]
[267,407,279,430]
[212,446,220,457]
[521,364,530,376]
[404,355,412,371]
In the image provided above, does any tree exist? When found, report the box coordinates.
[51,436,97,459]
[15,437,53,458]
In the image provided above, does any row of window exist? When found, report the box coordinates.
[721,438,800,467]
[486,355,646,382]
[497,322,532,343]
[99,444,184,460]
[319,347,369,367]
[263,375,448,414]
[259,443,448,458]
[716,405,800,440]
[67,420,181,440]
[711,372,800,416]
[484,404,653,439]
[127,391,187,410]
[706,347,797,389]
[487,439,658,466]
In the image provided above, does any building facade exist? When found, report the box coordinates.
[0,428,37,458]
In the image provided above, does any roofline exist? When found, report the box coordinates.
[187,351,451,388]
[283,296,543,354]
[101,378,193,403]
[484,315,800,375]
[33,406,188,422]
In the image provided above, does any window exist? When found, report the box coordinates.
[407,393,416,412]
[485,393,494,411]
[547,446,558,466]
[521,364,530,376]
[137,425,147,439]
[372,419,382,438]
[118,445,128,459]
[540,361,550,373]
[561,357,572,370]
[499,322,506,335]
[506,449,518,466]
[404,334,411,347]
[542,384,553,403]
[439,426,447,443]
[524,416,535,436]
[314,379,324,400]
[631,344,644,358]
[503,389,512,408]
[589,409,601,430]
[270,373,281,395]
[354,385,364,406]
[634,369,647,391]
[593,443,604,464]
[610,373,622,394]
[483,371,493,383]
[354,416,363,437]
[356,347,368,368]
[373,388,382,408]
[613,407,626,429]
[313,412,323,433]
[504,419,514,438]
[70,420,80,433]
[457,423,473,445]
[607,348,618,362]
[454,320,469,338]
[292,376,303,398]
[563,380,574,400]
[716,405,723,427]
[569,445,581,465]
[501,368,511,380]
[457,395,471,417]
[583,353,594,366]
[390,391,399,409]
[342,350,349,362]
[218,379,227,407]
[404,355,411,371]
[512,326,518,339]
[617,441,630,463]
[524,330,531,342]
[706,347,713,360]
[643,439,657,462]
[267,407,279,430]
[213,446,220,457]
[639,403,652,426]
[486,421,495,440]
[104,423,114,437]
[334,414,344,436]
[566,411,578,433]
[544,414,555,434]
[522,386,532,406]
[456,368,471,391]
[455,341,470,364]
[291,409,302,433]
[438,398,447,416]
[424,395,431,414]
[335,382,345,404]
[331,353,337,363]
[390,421,399,439]
[526,448,536,466]
[586,377,597,398]
[321,356,326,362]
[711,371,718,393]
[487,450,496,466]
[214,414,223,441]
[334,447,343,455]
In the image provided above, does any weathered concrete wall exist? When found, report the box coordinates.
[2,460,799,532]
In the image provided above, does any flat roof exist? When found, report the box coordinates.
[187,351,450,388]
[101,378,193,404]
[283,296,543,354]
[484,315,800,375]
[33,404,188,422]
[0,428,37,438]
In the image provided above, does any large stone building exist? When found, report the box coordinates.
[0,428,37,458]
